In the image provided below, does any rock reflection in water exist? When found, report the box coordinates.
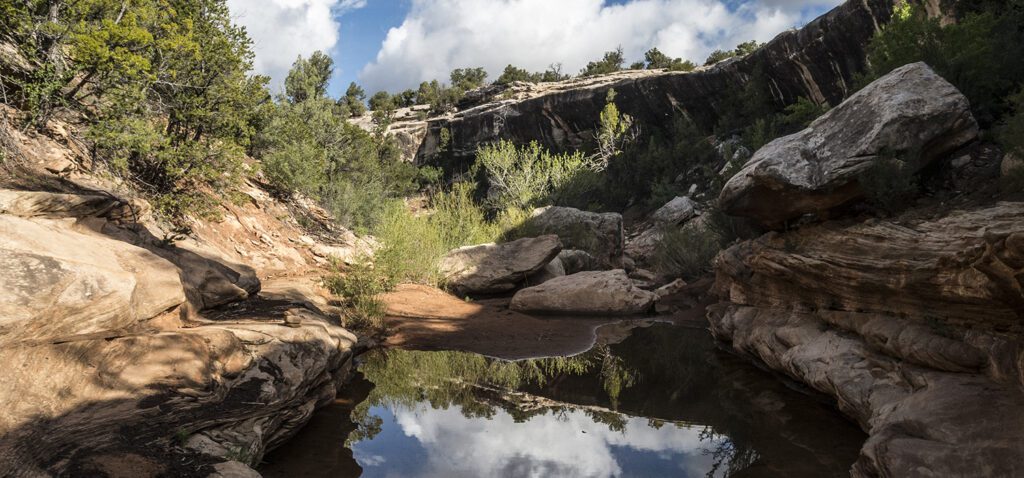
[261,324,865,477]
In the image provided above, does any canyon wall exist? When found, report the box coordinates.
[414,0,899,167]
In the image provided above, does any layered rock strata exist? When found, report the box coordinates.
[709,202,1024,477]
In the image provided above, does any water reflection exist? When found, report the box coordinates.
[355,403,726,478]
[261,324,865,477]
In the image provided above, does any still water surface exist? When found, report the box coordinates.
[262,323,865,477]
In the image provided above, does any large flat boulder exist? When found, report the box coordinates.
[0,214,185,346]
[510,270,655,315]
[439,235,562,295]
[719,62,978,227]
[526,206,623,268]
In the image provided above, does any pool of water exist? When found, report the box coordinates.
[261,323,865,477]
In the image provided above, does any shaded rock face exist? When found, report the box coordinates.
[720,62,979,226]
[439,234,562,295]
[416,0,899,167]
[526,206,623,268]
[625,196,700,264]
[0,187,362,476]
[557,249,601,275]
[709,202,1024,477]
[510,270,656,315]
[526,257,566,286]
[649,196,698,225]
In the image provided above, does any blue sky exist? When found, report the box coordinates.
[229,0,843,98]
[328,1,411,96]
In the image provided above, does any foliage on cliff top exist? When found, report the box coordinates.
[862,0,1024,126]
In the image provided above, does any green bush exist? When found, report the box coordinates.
[862,1,1024,125]
[998,88,1024,156]
[581,47,625,76]
[652,222,722,280]
[476,140,599,212]
[704,40,762,66]
[641,48,696,71]
[255,54,417,231]
[857,156,919,214]
[3,0,270,221]
[324,259,388,330]
[430,182,500,249]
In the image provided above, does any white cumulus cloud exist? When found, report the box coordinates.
[365,404,724,477]
[358,0,842,93]
[227,0,366,90]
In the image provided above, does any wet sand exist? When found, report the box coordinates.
[380,284,709,360]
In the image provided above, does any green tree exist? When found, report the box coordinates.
[644,48,672,69]
[284,51,333,103]
[862,0,1024,125]
[495,64,532,85]
[704,49,733,66]
[342,82,367,117]
[581,47,625,76]
[594,89,635,169]
[704,40,762,66]
[539,63,570,82]
[734,40,762,56]
[642,47,696,71]
[369,90,395,111]
[394,89,417,107]
[449,67,487,91]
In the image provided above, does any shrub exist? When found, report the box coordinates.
[998,88,1024,193]
[604,116,717,208]
[862,1,1024,125]
[857,156,919,214]
[652,222,722,280]
[4,0,270,221]
[430,182,500,249]
[704,40,763,66]
[642,48,696,71]
[998,88,1024,156]
[256,57,417,231]
[581,47,625,76]
[476,140,598,212]
[324,258,388,330]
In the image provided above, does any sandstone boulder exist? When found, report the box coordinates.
[0,214,185,346]
[510,270,655,315]
[527,206,623,268]
[625,197,701,264]
[0,190,119,218]
[557,249,600,274]
[719,62,978,226]
[526,257,565,286]
[649,196,698,225]
[439,235,562,295]
[0,301,359,476]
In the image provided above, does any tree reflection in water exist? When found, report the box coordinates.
[264,324,865,478]
[349,328,754,475]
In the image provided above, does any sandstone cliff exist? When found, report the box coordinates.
[410,0,900,168]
